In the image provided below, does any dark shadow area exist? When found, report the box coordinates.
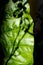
[0,0,9,65]
[33,3,43,65]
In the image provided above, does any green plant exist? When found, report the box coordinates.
[0,0,34,65]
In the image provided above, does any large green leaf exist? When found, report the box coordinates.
[0,0,34,65]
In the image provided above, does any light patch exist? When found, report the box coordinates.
[7,18,15,29]
[10,48,12,53]
[15,51,19,56]
[20,31,24,35]
[16,39,18,43]
[30,19,33,23]
[15,19,20,27]
[25,3,30,9]
[25,38,34,45]
[17,55,26,62]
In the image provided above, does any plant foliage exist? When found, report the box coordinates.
[0,0,34,65]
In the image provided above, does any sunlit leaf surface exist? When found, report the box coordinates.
[0,0,34,65]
